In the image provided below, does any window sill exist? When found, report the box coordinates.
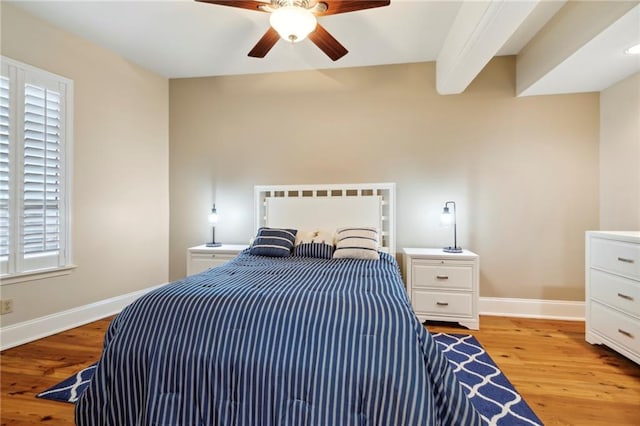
[0,265,77,286]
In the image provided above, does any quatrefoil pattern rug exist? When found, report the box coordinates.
[37,363,96,403]
[432,333,543,426]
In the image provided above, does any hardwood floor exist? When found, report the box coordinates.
[427,317,640,426]
[1,318,110,425]
[1,315,639,425]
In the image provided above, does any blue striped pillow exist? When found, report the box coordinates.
[293,243,335,259]
[249,227,297,257]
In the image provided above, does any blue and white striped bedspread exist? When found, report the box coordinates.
[76,251,482,425]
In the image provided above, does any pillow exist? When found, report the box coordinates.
[294,229,317,246]
[295,229,335,246]
[249,227,297,257]
[333,227,380,260]
[293,242,335,259]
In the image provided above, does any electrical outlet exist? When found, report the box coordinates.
[1,298,14,315]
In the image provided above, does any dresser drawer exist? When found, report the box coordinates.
[591,302,640,355]
[590,269,640,318]
[591,237,640,280]
[412,290,473,317]
[411,261,473,290]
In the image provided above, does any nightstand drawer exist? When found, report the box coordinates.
[591,302,640,354]
[412,290,472,317]
[188,254,234,275]
[187,244,249,276]
[412,261,472,290]
[591,237,640,280]
[190,253,236,261]
[590,269,640,317]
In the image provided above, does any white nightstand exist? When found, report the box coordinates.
[187,244,249,276]
[403,248,480,330]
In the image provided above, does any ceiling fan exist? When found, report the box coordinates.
[196,0,391,61]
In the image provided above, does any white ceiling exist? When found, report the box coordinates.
[8,0,640,96]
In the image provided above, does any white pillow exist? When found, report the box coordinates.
[295,229,335,246]
[332,227,380,260]
[294,230,317,246]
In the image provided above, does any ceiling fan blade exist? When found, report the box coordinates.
[314,0,390,16]
[308,24,348,61]
[248,27,280,58]
[195,0,270,12]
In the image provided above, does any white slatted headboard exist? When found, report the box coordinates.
[254,183,396,255]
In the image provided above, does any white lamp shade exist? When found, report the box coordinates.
[208,209,219,224]
[440,210,453,226]
[270,6,317,43]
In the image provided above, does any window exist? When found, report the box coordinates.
[1,57,73,280]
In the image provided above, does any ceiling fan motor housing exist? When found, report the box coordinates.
[274,0,310,7]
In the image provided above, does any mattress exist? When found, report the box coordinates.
[76,251,481,425]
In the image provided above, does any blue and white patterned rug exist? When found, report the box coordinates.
[433,333,542,425]
[37,333,542,425]
[36,362,96,403]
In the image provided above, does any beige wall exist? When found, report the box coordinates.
[170,57,599,301]
[600,72,640,230]
[0,4,170,326]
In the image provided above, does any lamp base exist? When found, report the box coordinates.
[443,246,463,253]
[206,242,222,247]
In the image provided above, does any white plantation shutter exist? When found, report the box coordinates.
[1,57,72,278]
[0,76,9,272]
[22,84,63,267]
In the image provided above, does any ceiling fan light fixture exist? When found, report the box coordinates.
[269,5,317,43]
[625,43,640,55]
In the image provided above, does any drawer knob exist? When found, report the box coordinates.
[436,301,449,306]
[617,292,634,301]
[618,329,635,339]
[617,257,635,264]
[436,275,449,280]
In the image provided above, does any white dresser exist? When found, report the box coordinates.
[585,231,640,364]
[403,248,479,330]
[187,244,248,276]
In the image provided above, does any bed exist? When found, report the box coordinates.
[76,183,482,425]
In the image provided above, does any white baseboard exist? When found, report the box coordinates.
[0,283,167,351]
[480,297,584,321]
